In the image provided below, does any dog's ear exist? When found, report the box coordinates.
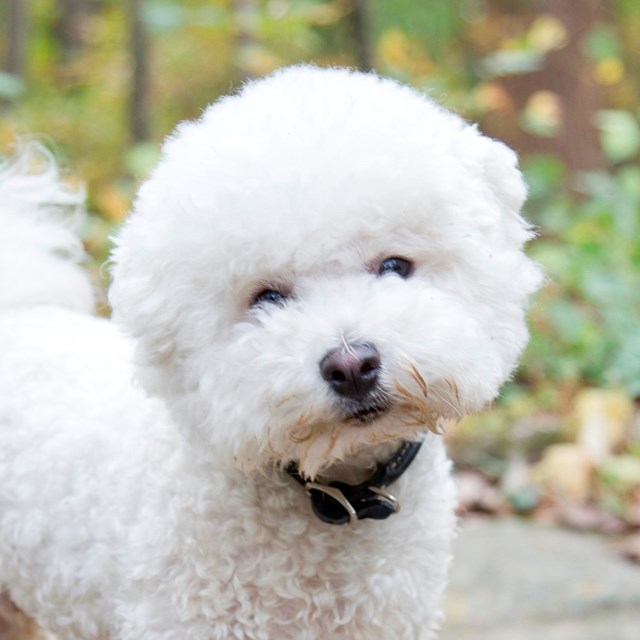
[108,201,188,399]
[458,125,534,247]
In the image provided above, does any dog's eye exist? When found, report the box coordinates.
[376,257,414,279]
[251,288,289,308]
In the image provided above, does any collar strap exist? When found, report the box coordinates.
[286,440,423,525]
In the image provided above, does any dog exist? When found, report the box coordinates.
[0,66,542,639]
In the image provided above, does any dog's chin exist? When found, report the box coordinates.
[282,405,429,481]
[339,392,394,425]
[255,379,457,480]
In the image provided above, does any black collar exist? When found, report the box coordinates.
[285,440,423,525]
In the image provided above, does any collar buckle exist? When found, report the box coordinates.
[304,482,358,524]
[287,440,422,525]
[367,486,400,512]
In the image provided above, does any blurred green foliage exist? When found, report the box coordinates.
[0,0,640,396]
[524,160,640,397]
[1,1,639,461]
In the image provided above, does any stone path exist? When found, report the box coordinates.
[441,518,640,639]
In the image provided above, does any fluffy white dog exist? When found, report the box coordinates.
[0,66,541,639]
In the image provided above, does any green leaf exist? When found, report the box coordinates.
[193,5,227,27]
[583,25,622,62]
[595,110,640,162]
[506,487,540,514]
[0,71,25,100]
[608,331,640,395]
[143,1,186,34]
[479,49,544,77]
[522,154,565,199]
[124,143,161,179]
[598,455,640,490]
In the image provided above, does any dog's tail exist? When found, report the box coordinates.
[0,143,94,313]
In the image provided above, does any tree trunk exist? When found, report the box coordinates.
[56,0,93,62]
[347,0,374,72]
[130,0,150,142]
[481,0,606,174]
[233,0,259,82]
[5,0,27,78]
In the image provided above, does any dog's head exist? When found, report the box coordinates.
[110,66,542,478]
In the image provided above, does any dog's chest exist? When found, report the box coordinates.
[114,443,454,639]
[136,462,452,639]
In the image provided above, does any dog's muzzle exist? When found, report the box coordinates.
[286,440,422,525]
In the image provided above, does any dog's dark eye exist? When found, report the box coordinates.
[376,257,413,279]
[251,288,289,308]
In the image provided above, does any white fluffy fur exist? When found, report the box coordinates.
[0,67,542,639]
[0,144,93,313]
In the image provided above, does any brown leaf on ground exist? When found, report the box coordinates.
[456,471,505,515]
[555,500,627,535]
[612,533,640,565]
[625,499,640,528]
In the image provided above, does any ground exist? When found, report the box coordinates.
[442,517,640,640]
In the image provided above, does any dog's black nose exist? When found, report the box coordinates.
[320,342,381,400]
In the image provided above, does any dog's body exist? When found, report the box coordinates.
[1,307,455,640]
[0,67,541,639]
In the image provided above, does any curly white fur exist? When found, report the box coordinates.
[0,67,542,639]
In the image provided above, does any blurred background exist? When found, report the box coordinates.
[1,0,639,633]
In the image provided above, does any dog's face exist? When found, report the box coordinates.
[110,67,542,478]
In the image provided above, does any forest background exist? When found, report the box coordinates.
[1,0,639,559]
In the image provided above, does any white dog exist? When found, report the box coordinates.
[0,66,541,639]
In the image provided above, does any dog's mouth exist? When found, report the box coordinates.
[343,399,391,424]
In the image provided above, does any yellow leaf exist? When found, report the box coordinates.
[95,184,130,222]
[378,29,431,75]
[532,443,593,501]
[522,90,563,136]
[474,82,514,113]
[379,29,412,68]
[575,388,634,463]
[238,45,282,78]
[595,58,625,86]
[528,14,568,53]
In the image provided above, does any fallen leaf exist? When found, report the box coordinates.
[456,471,504,515]
[575,388,634,462]
[613,533,640,565]
[556,500,627,535]
[532,443,593,501]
